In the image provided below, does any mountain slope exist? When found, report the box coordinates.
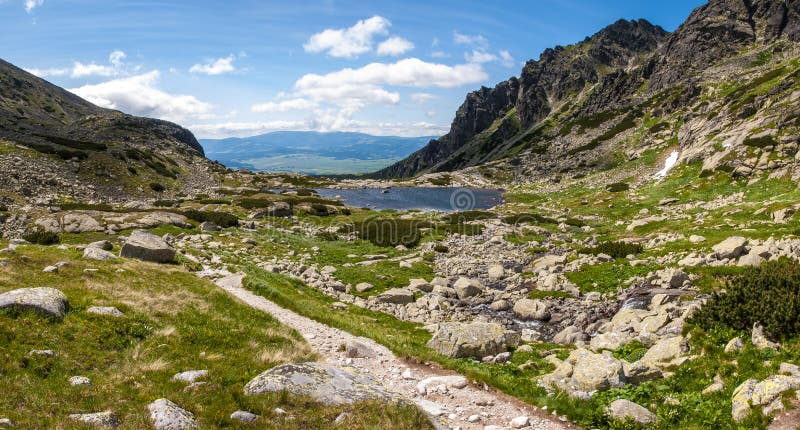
[375,0,800,184]
[0,59,219,204]
[200,131,431,174]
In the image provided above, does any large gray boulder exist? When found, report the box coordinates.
[120,230,176,263]
[147,398,197,430]
[512,299,550,321]
[375,288,415,304]
[453,277,483,299]
[83,247,117,261]
[0,287,68,319]
[712,236,748,259]
[606,399,657,425]
[427,322,519,359]
[243,362,397,405]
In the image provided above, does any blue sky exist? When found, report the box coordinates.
[1,0,706,138]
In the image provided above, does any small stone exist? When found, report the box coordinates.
[67,411,120,428]
[83,247,117,261]
[354,282,374,293]
[752,322,779,350]
[230,410,258,423]
[69,375,92,386]
[724,337,744,353]
[467,414,480,422]
[87,306,124,317]
[606,399,657,425]
[334,412,350,424]
[29,349,56,357]
[172,370,208,383]
[274,408,286,415]
[43,265,58,273]
[0,418,13,427]
[510,415,529,428]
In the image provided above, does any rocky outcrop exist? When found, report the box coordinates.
[426,322,520,359]
[243,362,398,405]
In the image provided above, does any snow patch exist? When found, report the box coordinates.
[655,150,680,180]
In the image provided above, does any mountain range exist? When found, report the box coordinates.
[199,132,431,175]
[374,0,800,183]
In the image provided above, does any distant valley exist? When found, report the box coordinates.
[199,131,433,175]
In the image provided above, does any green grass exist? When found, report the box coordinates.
[564,261,657,293]
[0,244,428,429]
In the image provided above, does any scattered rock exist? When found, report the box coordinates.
[724,337,744,353]
[510,415,530,428]
[512,299,550,321]
[147,398,197,430]
[640,336,689,368]
[354,282,374,293]
[69,375,92,386]
[0,287,68,319]
[229,410,258,423]
[89,240,113,251]
[120,230,176,263]
[712,236,748,259]
[83,247,117,261]
[172,370,208,384]
[416,375,468,395]
[752,322,780,350]
[344,339,377,358]
[453,277,484,299]
[199,221,218,232]
[68,411,120,428]
[87,306,124,317]
[487,264,506,279]
[43,265,58,273]
[375,288,415,304]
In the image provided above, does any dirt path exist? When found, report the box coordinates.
[214,274,575,430]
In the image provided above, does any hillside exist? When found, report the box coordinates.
[0,59,220,205]
[375,0,800,183]
[200,131,431,174]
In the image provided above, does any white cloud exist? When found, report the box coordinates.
[69,71,213,123]
[376,36,414,56]
[430,51,449,58]
[410,92,437,104]
[71,62,116,78]
[453,32,488,49]
[189,55,236,75]
[109,50,126,68]
[499,50,515,68]
[465,50,497,64]
[295,58,488,91]
[303,15,390,58]
[25,67,68,77]
[24,0,42,13]
[251,98,318,113]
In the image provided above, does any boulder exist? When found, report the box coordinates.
[640,336,689,368]
[243,362,397,405]
[344,339,377,358]
[89,240,113,251]
[0,287,68,319]
[512,299,550,321]
[712,236,748,259]
[453,277,483,299]
[257,202,293,218]
[172,370,208,384]
[553,325,586,345]
[408,278,432,292]
[354,282,374,293]
[68,411,120,428]
[724,337,744,353]
[69,376,92,386]
[199,221,218,232]
[147,399,196,430]
[606,399,657,425]
[487,264,506,279]
[83,247,117,261]
[530,254,566,272]
[230,410,258,423]
[732,375,800,421]
[120,230,176,263]
[571,350,626,392]
[375,288,415,304]
[416,375,468,395]
[427,322,519,359]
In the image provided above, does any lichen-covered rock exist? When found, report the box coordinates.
[69,375,92,386]
[230,410,258,423]
[83,247,117,261]
[712,236,748,259]
[453,277,484,299]
[0,287,68,319]
[512,299,550,321]
[172,370,208,383]
[243,362,397,405]
[87,306,124,317]
[68,411,119,428]
[426,322,519,359]
[120,230,176,263]
[147,398,197,430]
[752,322,780,350]
[732,375,800,422]
[640,336,689,368]
[606,399,657,425]
[375,288,415,304]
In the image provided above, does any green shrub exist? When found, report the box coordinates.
[441,210,494,223]
[293,188,317,196]
[564,217,586,227]
[153,200,177,207]
[689,259,800,341]
[580,241,643,259]
[183,210,239,228]
[502,213,557,225]
[343,218,431,248]
[743,135,778,148]
[127,166,138,175]
[237,198,273,209]
[194,198,230,205]
[606,182,630,192]
[433,244,449,253]
[149,182,165,192]
[0,205,7,212]
[22,230,60,245]
[317,231,339,241]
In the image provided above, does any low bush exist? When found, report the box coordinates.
[153,200,178,207]
[343,218,431,248]
[58,202,114,211]
[433,244,449,253]
[580,241,643,259]
[22,230,60,245]
[564,217,586,227]
[502,213,557,225]
[689,259,800,341]
[183,210,239,228]
[441,210,494,223]
[317,231,339,241]
[606,182,630,193]
[149,182,165,192]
